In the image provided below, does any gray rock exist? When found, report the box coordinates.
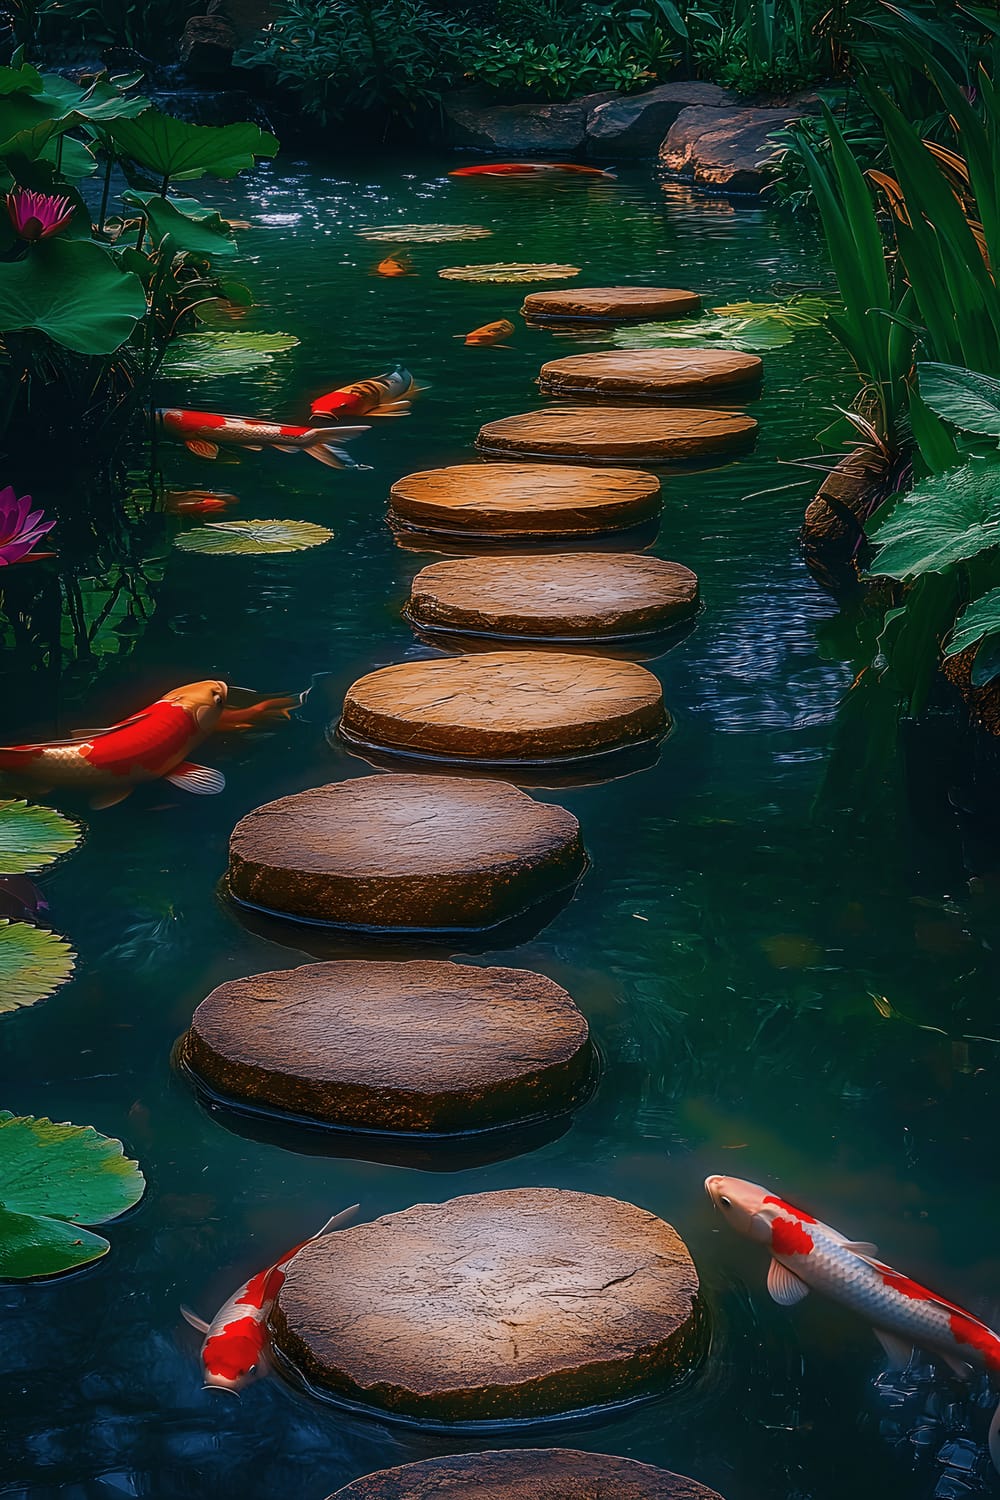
[179,14,237,77]
[587,81,735,157]
[659,104,805,193]
[444,91,618,154]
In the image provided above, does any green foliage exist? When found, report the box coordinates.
[122,191,238,258]
[0,801,81,875]
[0,920,76,1014]
[463,35,657,97]
[104,113,278,186]
[868,460,1000,581]
[0,1113,144,1278]
[689,0,827,96]
[174,519,335,555]
[33,0,203,58]
[159,331,300,378]
[945,586,1000,657]
[917,362,1000,441]
[0,239,145,355]
[616,294,837,351]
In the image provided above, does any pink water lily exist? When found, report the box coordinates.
[0,487,55,567]
[6,188,75,243]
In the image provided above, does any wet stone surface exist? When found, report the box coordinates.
[183,958,593,1135]
[537,348,763,401]
[475,406,758,464]
[327,1446,725,1497]
[227,774,586,932]
[271,1188,701,1423]
[522,286,701,323]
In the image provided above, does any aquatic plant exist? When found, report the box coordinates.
[0,488,55,568]
[615,296,837,353]
[438,263,580,282]
[158,331,300,379]
[0,800,81,874]
[0,918,76,1014]
[173,519,335,555]
[0,1113,144,1278]
[6,189,74,243]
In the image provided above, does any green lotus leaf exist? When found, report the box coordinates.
[439,262,579,282]
[0,238,145,355]
[123,190,236,257]
[0,63,44,98]
[105,110,278,181]
[159,331,299,378]
[358,223,492,243]
[0,920,76,1013]
[174,519,333,555]
[41,74,150,123]
[0,1113,145,1279]
[0,800,82,875]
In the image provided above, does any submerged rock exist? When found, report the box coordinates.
[328,1448,725,1497]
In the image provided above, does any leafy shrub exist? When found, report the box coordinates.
[463,35,659,98]
[32,0,203,59]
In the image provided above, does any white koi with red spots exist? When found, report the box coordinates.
[706,1174,1000,1472]
[156,408,371,469]
[182,1204,358,1392]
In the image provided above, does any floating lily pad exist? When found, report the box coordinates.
[358,223,492,243]
[159,331,299,379]
[0,919,76,1014]
[174,519,334,555]
[0,1112,145,1279]
[615,315,795,353]
[438,262,580,283]
[0,800,81,875]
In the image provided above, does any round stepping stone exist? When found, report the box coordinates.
[183,959,593,1135]
[538,348,762,401]
[522,286,700,323]
[476,406,757,465]
[388,463,661,541]
[227,774,585,933]
[339,651,667,766]
[328,1449,724,1498]
[407,553,699,642]
[271,1188,700,1422]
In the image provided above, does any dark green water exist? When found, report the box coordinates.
[4,155,1000,1500]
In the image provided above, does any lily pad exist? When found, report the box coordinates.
[0,1113,145,1279]
[0,800,81,875]
[358,223,492,243]
[438,262,580,283]
[174,519,334,555]
[615,314,795,353]
[0,919,76,1014]
[159,331,299,379]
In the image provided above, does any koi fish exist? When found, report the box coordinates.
[163,490,238,516]
[458,318,515,347]
[310,367,423,422]
[449,162,617,179]
[706,1175,1000,1472]
[156,409,371,470]
[182,1204,359,1392]
[0,680,229,809]
[375,252,411,277]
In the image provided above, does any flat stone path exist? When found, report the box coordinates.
[183,959,592,1135]
[339,651,667,765]
[476,406,757,464]
[328,1449,724,1497]
[538,348,762,401]
[271,1188,700,1422]
[388,462,661,540]
[227,774,585,933]
[407,553,699,642]
[522,286,701,322]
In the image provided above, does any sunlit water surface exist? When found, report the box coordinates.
[4,155,1000,1500]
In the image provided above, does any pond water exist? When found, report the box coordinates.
[4,153,1000,1500]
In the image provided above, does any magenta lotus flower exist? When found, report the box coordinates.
[0,487,55,567]
[6,188,74,243]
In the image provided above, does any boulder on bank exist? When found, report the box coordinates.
[659,104,807,193]
[328,1449,725,1497]
[179,14,237,76]
[587,81,735,156]
[444,90,617,153]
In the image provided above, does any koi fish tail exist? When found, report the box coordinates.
[989,1399,1000,1476]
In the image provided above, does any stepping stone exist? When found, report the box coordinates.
[538,348,762,401]
[328,1448,724,1497]
[227,774,584,933]
[271,1188,700,1422]
[522,286,700,323]
[476,406,757,465]
[389,462,661,541]
[339,651,667,766]
[183,959,593,1136]
[407,553,699,643]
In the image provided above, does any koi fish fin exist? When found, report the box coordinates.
[181,1305,211,1334]
[242,445,264,452]
[767,1259,810,1306]
[307,444,372,471]
[841,1240,879,1256]
[90,786,133,810]
[939,1350,975,1382]
[368,402,411,417]
[316,1203,360,1237]
[274,445,303,453]
[873,1329,914,1370]
[164,762,226,795]
[185,439,219,459]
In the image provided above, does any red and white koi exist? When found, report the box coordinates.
[449,162,617,179]
[182,1204,358,1392]
[0,680,229,809]
[310,367,423,422]
[706,1174,1000,1472]
[156,408,371,469]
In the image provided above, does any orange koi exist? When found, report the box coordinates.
[156,409,371,470]
[163,490,238,516]
[449,161,616,179]
[0,680,229,809]
[182,1205,358,1392]
[310,367,423,422]
[375,252,411,277]
[458,318,515,347]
